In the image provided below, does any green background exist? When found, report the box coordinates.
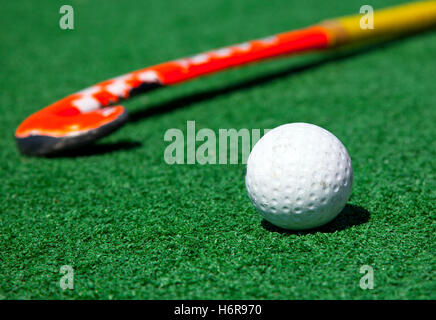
[1,0,435,299]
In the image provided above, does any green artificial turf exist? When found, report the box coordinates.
[0,0,435,299]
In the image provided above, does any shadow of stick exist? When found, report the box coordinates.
[47,140,142,158]
[128,29,435,123]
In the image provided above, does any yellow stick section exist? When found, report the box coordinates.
[322,1,436,46]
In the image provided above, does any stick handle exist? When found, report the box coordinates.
[324,1,436,45]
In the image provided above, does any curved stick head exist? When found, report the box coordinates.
[15,105,128,156]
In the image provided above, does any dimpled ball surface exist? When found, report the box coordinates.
[245,123,353,230]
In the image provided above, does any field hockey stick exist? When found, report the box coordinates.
[15,1,436,156]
